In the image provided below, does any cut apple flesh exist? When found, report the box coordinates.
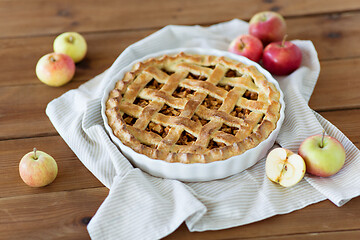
[265,148,306,187]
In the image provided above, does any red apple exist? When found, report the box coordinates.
[19,148,58,187]
[262,39,302,76]
[298,133,346,177]
[249,11,286,45]
[228,34,263,62]
[35,52,75,87]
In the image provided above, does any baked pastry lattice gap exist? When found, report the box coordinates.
[159,104,182,116]
[122,113,136,126]
[145,78,164,90]
[219,124,238,136]
[133,98,150,108]
[186,72,207,81]
[176,131,197,145]
[230,106,251,119]
[191,114,209,126]
[172,87,195,98]
[201,95,222,110]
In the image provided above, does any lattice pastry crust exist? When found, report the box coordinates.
[105,52,281,163]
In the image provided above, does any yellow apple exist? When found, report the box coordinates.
[298,133,346,177]
[53,32,87,63]
[35,52,75,87]
[266,148,306,187]
[19,148,58,187]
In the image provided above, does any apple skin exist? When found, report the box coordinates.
[298,135,346,177]
[19,149,58,187]
[228,34,263,62]
[249,11,286,45]
[36,52,75,87]
[53,32,87,63]
[262,41,302,76]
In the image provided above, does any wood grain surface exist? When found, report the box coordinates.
[1,0,360,239]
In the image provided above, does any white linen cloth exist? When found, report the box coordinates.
[46,19,360,239]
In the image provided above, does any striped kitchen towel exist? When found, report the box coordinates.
[46,19,360,240]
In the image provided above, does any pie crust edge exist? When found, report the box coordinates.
[105,52,281,164]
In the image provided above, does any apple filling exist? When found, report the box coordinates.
[230,106,251,119]
[225,69,241,77]
[202,95,222,110]
[146,121,170,138]
[208,139,226,149]
[172,87,195,98]
[187,72,207,81]
[219,124,238,136]
[243,90,258,100]
[146,79,163,90]
[218,83,234,91]
[176,131,197,145]
[123,113,136,126]
[191,114,209,126]
[134,98,150,108]
[160,104,182,116]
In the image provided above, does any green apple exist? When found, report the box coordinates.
[19,148,58,187]
[298,133,346,177]
[266,148,306,187]
[35,52,75,87]
[53,32,87,63]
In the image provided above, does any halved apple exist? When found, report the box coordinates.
[265,148,306,187]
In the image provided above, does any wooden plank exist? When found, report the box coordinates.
[0,30,152,87]
[0,0,359,39]
[1,11,360,88]
[240,230,360,240]
[0,109,358,237]
[0,135,104,198]
[0,81,83,140]
[309,58,360,111]
[0,110,357,198]
[165,197,360,239]
[0,187,108,240]
[1,12,360,89]
[287,11,360,60]
[2,23,360,90]
[320,109,360,146]
[1,77,360,141]
[1,170,360,240]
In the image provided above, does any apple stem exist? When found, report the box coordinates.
[33,147,38,160]
[68,36,74,43]
[50,56,56,62]
[320,130,325,148]
[239,38,245,50]
[281,34,288,47]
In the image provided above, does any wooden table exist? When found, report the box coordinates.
[1,0,360,239]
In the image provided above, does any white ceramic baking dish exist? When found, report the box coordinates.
[101,48,285,182]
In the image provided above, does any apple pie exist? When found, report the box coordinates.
[105,52,281,163]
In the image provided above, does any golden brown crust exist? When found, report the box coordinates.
[105,52,281,163]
